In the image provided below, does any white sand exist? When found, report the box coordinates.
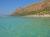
[24,14,50,17]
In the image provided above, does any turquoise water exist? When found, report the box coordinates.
[0,16,50,37]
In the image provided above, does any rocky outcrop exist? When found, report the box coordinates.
[11,0,49,16]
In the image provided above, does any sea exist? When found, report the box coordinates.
[0,16,50,37]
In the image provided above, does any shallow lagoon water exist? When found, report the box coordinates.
[0,16,50,37]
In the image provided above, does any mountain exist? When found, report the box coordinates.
[11,0,49,16]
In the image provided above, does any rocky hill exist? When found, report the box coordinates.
[11,0,49,16]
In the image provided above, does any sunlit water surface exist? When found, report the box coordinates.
[0,16,50,37]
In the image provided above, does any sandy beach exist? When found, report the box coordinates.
[24,14,50,17]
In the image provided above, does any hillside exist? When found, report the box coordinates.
[11,0,49,16]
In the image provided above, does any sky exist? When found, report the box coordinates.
[0,0,43,15]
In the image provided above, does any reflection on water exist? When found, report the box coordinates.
[0,16,50,37]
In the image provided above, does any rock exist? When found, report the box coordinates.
[11,0,49,16]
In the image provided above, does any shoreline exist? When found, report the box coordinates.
[23,14,50,17]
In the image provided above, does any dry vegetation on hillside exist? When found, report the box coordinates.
[11,0,50,16]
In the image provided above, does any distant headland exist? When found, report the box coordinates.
[11,0,50,16]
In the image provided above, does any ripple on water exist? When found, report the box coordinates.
[0,17,50,37]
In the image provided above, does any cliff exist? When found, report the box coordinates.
[11,0,49,16]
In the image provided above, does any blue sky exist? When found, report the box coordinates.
[0,0,42,15]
